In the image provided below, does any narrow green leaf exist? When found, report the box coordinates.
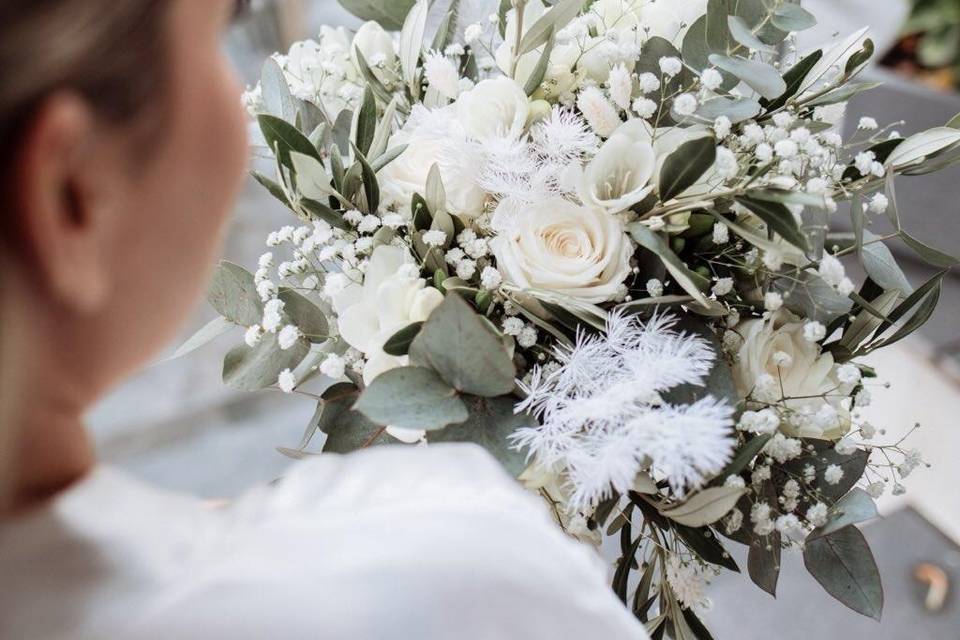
[735,196,810,251]
[659,136,717,201]
[351,143,381,213]
[899,231,959,268]
[355,85,377,156]
[518,0,582,55]
[762,49,823,111]
[629,225,711,306]
[258,114,323,170]
[660,487,746,527]
[166,317,235,362]
[524,27,556,96]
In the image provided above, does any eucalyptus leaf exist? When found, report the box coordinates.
[727,16,776,53]
[278,288,329,343]
[355,366,469,431]
[660,487,746,527]
[673,523,740,573]
[783,442,869,504]
[314,383,394,453]
[222,334,310,392]
[427,395,535,477]
[408,294,516,397]
[803,525,883,620]
[694,97,762,124]
[709,54,787,100]
[775,270,853,324]
[809,489,878,541]
[336,0,417,30]
[805,82,882,108]
[762,49,823,111]
[524,27,556,96]
[771,4,817,32]
[861,231,913,294]
[208,261,263,326]
[748,535,782,597]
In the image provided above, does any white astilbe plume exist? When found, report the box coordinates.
[512,312,736,511]
[531,107,599,165]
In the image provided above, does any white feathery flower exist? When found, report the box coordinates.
[531,107,599,163]
[511,312,736,510]
[424,51,462,100]
[607,63,633,111]
[577,87,621,138]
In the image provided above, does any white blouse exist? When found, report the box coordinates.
[0,444,646,639]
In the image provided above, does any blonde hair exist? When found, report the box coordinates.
[0,0,170,506]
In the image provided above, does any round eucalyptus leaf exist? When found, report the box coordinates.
[208,261,263,327]
[355,366,469,431]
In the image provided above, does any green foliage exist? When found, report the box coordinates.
[336,0,417,30]
[355,366,469,431]
[803,525,884,621]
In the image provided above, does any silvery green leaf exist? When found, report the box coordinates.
[775,270,853,324]
[166,317,235,362]
[252,171,293,211]
[524,27,556,96]
[869,276,942,351]
[350,143,381,213]
[208,261,263,326]
[290,151,334,200]
[709,54,787,100]
[771,3,817,32]
[861,231,913,294]
[658,135,717,201]
[425,163,448,216]
[809,489,879,541]
[260,58,297,121]
[629,225,710,306]
[369,95,401,161]
[727,16,776,53]
[370,144,408,173]
[694,96,761,124]
[431,0,462,51]
[803,525,883,620]
[519,0,582,56]
[353,47,396,107]
[333,109,354,158]
[355,366,469,431]
[659,487,746,527]
[222,334,310,392]
[278,288,329,343]
[889,127,960,169]
[336,0,417,30]
[663,316,738,407]
[427,395,535,477]
[400,0,429,89]
[784,442,870,504]
[312,383,394,453]
[805,82,882,108]
[300,198,350,231]
[355,86,377,156]
[408,294,516,398]
[748,188,827,209]
[258,114,323,170]
[748,536,781,597]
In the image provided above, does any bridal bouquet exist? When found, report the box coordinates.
[183,0,960,635]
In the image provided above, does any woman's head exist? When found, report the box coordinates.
[0,0,249,503]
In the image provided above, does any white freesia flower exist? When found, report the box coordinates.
[332,245,444,385]
[350,21,397,70]
[733,310,847,439]
[578,132,656,212]
[614,120,722,198]
[490,197,633,304]
[456,77,530,141]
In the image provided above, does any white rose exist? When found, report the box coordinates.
[333,245,444,386]
[378,106,487,219]
[456,77,530,141]
[351,21,397,69]
[491,197,633,304]
[578,133,656,212]
[733,310,848,439]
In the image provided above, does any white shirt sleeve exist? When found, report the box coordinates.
[135,445,647,640]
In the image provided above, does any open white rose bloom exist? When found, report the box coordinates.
[185,0,960,634]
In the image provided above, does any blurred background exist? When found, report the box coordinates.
[86,1,959,635]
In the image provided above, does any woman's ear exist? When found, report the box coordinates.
[10,92,117,315]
